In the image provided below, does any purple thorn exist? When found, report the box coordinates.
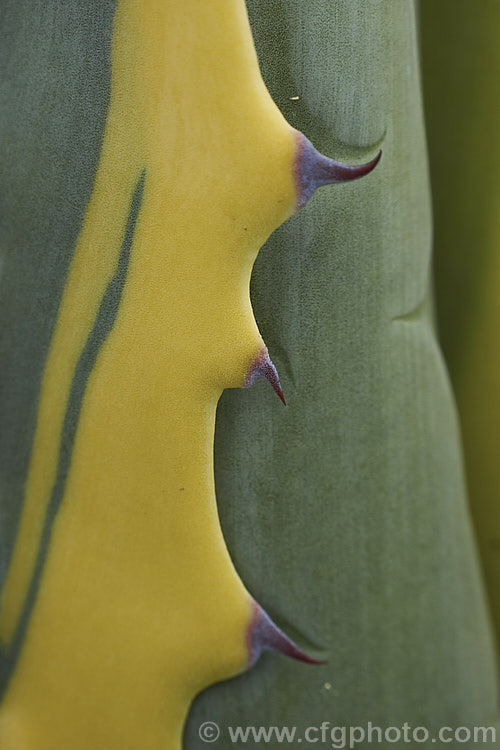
[247,601,326,668]
[244,347,286,405]
[295,132,382,209]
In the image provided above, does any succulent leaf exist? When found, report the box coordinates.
[0,1,378,748]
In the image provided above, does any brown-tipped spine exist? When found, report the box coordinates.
[244,347,286,405]
[247,601,325,667]
[295,132,381,209]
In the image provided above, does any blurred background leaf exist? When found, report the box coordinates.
[420,0,500,661]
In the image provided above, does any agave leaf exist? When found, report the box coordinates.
[185,0,499,744]
[0,1,378,747]
[0,1,498,748]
